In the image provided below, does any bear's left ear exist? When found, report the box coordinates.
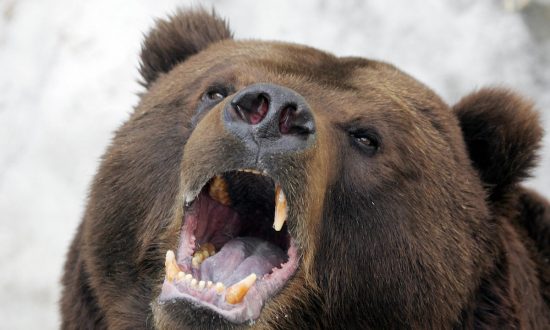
[453,88,543,201]
[139,8,233,87]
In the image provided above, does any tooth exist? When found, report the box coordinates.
[225,273,257,304]
[202,243,216,256]
[193,250,204,260]
[273,184,288,231]
[177,272,186,281]
[185,195,195,205]
[209,175,231,206]
[214,282,225,294]
[165,250,181,282]
[207,281,213,288]
[192,255,203,269]
[191,278,197,287]
[198,280,206,289]
[184,274,193,282]
[166,250,175,261]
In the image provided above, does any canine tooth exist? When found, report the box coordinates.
[214,282,225,294]
[225,273,257,304]
[198,280,206,289]
[209,175,231,206]
[165,250,180,282]
[273,184,288,231]
[166,250,175,262]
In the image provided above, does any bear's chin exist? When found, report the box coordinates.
[157,170,300,323]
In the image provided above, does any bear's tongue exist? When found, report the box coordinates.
[199,237,287,286]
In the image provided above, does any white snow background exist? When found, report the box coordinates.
[0,0,549,328]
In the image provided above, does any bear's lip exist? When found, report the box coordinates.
[158,170,300,323]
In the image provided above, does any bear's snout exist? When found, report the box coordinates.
[223,83,316,155]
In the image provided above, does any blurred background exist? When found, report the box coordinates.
[1,0,549,328]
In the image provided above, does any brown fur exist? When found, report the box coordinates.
[61,9,550,329]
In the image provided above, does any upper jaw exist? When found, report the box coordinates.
[183,168,268,205]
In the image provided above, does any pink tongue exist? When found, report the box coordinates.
[200,237,287,286]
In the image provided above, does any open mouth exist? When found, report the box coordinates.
[159,170,300,323]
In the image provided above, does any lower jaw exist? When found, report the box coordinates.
[159,241,299,323]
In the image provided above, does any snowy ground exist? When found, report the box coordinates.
[1,0,548,328]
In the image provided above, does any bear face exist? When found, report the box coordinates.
[147,39,498,328]
[61,9,550,329]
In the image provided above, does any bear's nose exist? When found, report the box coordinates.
[223,83,315,152]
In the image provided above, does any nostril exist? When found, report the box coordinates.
[279,105,314,136]
[279,105,296,134]
[232,93,270,125]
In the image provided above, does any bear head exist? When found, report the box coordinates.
[61,9,545,329]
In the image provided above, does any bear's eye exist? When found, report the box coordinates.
[349,130,380,156]
[195,86,231,119]
[201,89,227,102]
[205,91,226,101]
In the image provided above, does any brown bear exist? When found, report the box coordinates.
[60,9,550,329]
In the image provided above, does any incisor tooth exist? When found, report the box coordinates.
[225,273,257,304]
[214,282,225,294]
[198,280,206,289]
[177,272,186,281]
[184,274,192,282]
[209,175,231,206]
[207,281,213,288]
[273,184,288,231]
[165,250,180,282]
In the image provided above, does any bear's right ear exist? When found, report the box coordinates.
[453,88,543,201]
[139,8,232,87]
